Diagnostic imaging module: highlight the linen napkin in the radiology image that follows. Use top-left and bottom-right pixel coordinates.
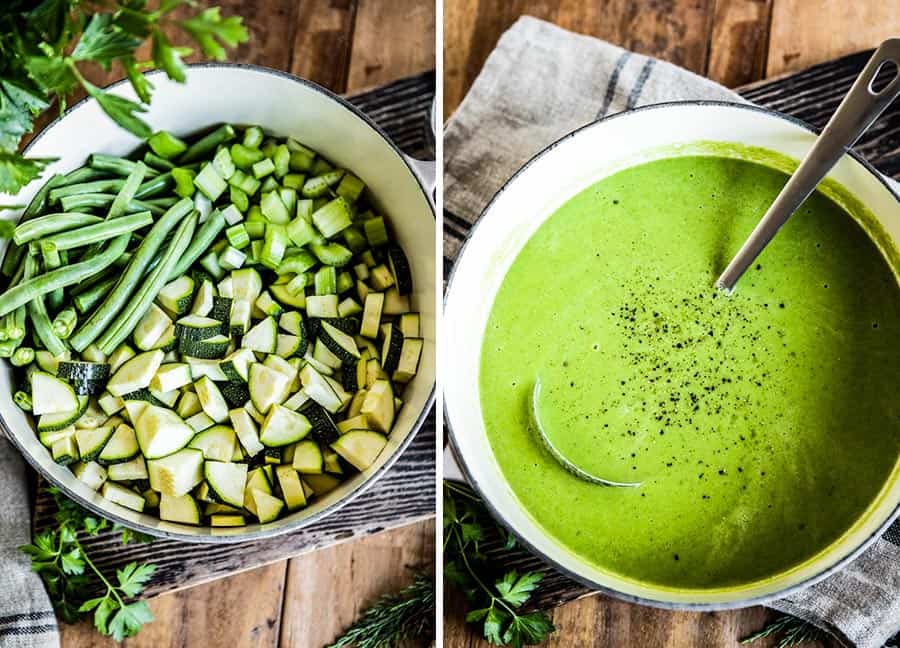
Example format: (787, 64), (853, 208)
(0, 436), (59, 648)
(444, 15), (900, 648)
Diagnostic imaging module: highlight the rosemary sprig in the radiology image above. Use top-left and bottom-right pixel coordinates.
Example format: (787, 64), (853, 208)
(328, 574), (435, 648)
(741, 615), (830, 648)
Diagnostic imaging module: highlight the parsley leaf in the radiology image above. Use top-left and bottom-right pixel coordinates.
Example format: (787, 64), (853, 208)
(116, 562), (156, 597)
(503, 613), (556, 647)
(109, 600), (154, 641)
(180, 7), (248, 61)
(72, 14), (142, 69)
(495, 571), (544, 608)
(151, 28), (186, 83)
(25, 55), (76, 97)
(0, 150), (54, 193)
(82, 79), (152, 138)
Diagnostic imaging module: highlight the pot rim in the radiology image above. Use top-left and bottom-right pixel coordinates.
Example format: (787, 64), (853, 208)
(444, 99), (900, 610)
(4, 62), (436, 544)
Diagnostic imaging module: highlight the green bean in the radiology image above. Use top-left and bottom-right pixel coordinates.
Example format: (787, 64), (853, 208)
(179, 124), (236, 164)
(69, 198), (193, 351)
(40, 242), (64, 311)
(64, 166), (110, 184)
(49, 179), (126, 203)
(88, 153), (159, 178)
(0, 341), (17, 357)
(13, 390), (32, 411)
(8, 307), (26, 341)
(98, 213), (197, 353)
(13, 213), (103, 245)
(11, 347), (34, 367)
(59, 193), (165, 215)
(28, 297), (67, 356)
(73, 275), (116, 313)
(1, 174), (66, 277)
(52, 308), (77, 339)
(36, 211), (152, 252)
(134, 172), (173, 199)
(144, 197), (178, 209)
(107, 162), (146, 220)
(144, 151), (176, 172)
(167, 208), (227, 279)
(0, 233), (129, 319)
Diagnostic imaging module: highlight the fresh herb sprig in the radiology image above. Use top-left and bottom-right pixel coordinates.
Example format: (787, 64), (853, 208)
(328, 574), (435, 648)
(0, 0), (249, 195)
(444, 480), (555, 647)
(743, 615), (900, 648)
(19, 487), (158, 640)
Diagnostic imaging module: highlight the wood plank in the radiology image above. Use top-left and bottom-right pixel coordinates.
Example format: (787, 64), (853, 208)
(289, 0), (358, 93)
(707, 0), (773, 88)
(279, 520), (435, 647)
(443, 0), (717, 119)
(766, 0), (900, 78)
(346, 0), (436, 93)
(59, 562), (287, 648)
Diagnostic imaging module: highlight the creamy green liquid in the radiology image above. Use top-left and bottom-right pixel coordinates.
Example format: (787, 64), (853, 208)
(480, 154), (900, 590)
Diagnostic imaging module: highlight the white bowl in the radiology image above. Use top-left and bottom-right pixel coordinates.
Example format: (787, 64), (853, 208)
(0, 64), (435, 542)
(444, 101), (900, 609)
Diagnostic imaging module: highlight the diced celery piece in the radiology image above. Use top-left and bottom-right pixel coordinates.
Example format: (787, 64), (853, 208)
(219, 246), (246, 271)
(286, 215), (318, 247)
(221, 204), (243, 225)
(277, 251), (317, 275)
(279, 187), (297, 216)
(194, 163), (227, 201)
(230, 185), (249, 211)
(261, 225), (289, 270)
(260, 191), (291, 224)
(296, 199), (313, 221)
(302, 170), (344, 198)
(172, 168), (196, 198)
(273, 144), (290, 178)
(312, 197), (352, 238)
(243, 126), (264, 148)
(231, 143), (265, 170)
(252, 158), (275, 179)
(315, 267), (337, 295)
(283, 173), (305, 190)
(212, 147), (236, 180)
(226, 224), (250, 249)
(336, 173), (365, 202)
(228, 169), (260, 196)
(149, 131), (187, 159)
(363, 216), (389, 247)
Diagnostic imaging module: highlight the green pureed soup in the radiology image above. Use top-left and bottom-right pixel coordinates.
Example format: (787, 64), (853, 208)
(479, 152), (900, 591)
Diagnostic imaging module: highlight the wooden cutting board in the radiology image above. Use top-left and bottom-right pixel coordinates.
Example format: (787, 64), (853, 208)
(443, 48), (900, 612)
(31, 70), (437, 600)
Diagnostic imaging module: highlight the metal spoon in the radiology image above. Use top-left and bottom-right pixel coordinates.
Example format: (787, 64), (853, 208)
(717, 39), (900, 292)
(531, 378), (641, 487)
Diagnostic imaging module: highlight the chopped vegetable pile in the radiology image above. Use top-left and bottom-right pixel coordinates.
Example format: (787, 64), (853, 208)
(2, 124), (424, 527)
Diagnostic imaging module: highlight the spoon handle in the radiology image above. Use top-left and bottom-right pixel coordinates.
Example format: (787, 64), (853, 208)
(717, 39), (900, 292)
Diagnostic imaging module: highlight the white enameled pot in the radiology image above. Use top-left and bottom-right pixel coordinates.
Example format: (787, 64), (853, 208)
(0, 64), (436, 542)
(444, 101), (900, 609)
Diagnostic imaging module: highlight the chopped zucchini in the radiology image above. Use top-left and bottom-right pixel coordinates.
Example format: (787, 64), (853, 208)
(259, 405), (312, 447)
(331, 430), (387, 471)
(102, 482), (145, 512)
(147, 448), (204, 496)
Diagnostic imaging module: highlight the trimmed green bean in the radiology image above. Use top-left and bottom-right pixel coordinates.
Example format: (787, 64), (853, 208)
(73, 275), (116, 313)
(8, 307), (26, 341)
(40, 242), (64, 311)
(13, 213), (103, 245)
(143, 151), (176, 171)
(0, 233), (129, 319)
(59, 193), (165, 215)
(179, 124), (236, 164)
(52, 308), (77, 339)
(69, 198), (193, 351)
(11, 347), (34, 367)
(134, 172), (173, 199)
(0, 341), (17, 357)
(1, 174), (66, 277)
(35, 211), (152, 252)
(108, 162), (146, 220)
(167, 208), (227, 279)
(64, 166), (110, 184)
(144, 197), (178, 208)
(13, 390), (32, 411)
(88, 153), (159, 178)
(28, 297), (67, 356)
(98, 213), (197, 353)
(49, 179), (125, 203)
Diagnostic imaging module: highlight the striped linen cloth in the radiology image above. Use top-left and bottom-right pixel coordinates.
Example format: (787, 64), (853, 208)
(0, 436), (58, 648)
(444, 15), (900, 648)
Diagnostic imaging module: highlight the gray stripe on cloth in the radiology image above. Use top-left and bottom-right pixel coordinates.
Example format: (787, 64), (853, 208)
(444, 15), (900, 648)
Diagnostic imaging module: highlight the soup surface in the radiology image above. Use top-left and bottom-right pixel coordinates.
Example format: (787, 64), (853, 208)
(480, 154), (900, 590)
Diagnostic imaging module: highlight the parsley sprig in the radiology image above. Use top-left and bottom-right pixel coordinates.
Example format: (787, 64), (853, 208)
(444, 481), (555, 647)
(19, 487), (158, 641)
(0, 0), (249, 194)
(328, 573), (435, 648)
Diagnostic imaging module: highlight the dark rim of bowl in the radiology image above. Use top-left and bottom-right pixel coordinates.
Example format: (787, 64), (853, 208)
(444, 99), (900, 611)
(4, 62), (436, 544)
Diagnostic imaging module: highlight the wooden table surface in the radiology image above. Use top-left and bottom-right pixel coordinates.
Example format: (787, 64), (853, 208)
(57, 1), (436, 647)
(442, 1), (900, 647)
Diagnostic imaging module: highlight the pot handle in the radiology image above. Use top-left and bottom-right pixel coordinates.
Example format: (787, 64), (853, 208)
(404, 155), (437, 203)
(443, 445), (467, 482)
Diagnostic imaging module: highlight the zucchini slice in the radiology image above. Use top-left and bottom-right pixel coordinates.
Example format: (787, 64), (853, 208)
(190, 279), (217, 316)
(134, 304), (173, 351)
(383, 286), (411, 316)
(195, 376), (230, 423)
(75, 425), (115, 462)
(181, 333), (230, 359)
(248, 363), (291, 414)
(319, 321), (360, 363)
(259, 405), (312, 447)
(174, 315), (223, 342)
(291, 439), (323, 474)
(102, 482), (145, 512)
(360, 292), (384, 339)
(399, 313), (420, 338)
(158, 275), (195, 317)
(176, 391), (202, 418)
(73, 461), (107, 491)
(147, 448), (204, 497)
(211, 514), (246, 527)
(151, 363), (192, 392)
(386, 245), (412, 295)
(275, 465), (307, 510)
(106, 350), (165, 397)
(188, 425), (237, 461)
(360, 379), (395, 434)
(393, 337), (424, 383)
(37, 395), (89, 432)
(31, 372), (79, 415)
(229, 299), (252, 336)
(331, 430), (387, 471)
(275, 334), (303, 358)
(241, 316), (277, 354)
(380, 324), (403, 374)
(186, 411), (215, 432)
(220, 348), (255, 382)
(306, 294), (339, 319)
(35, 350), (70, 374)
(159, 493), (201, 525)
(251, 488), (284, 523)
(304, 473), (342, 496)
(107, 345), (136, 373)
(52, 436), (79, 465)
(134, 404), (195, 459)
(98, 424), (140, 465)
(230, 407), (264, 457)
(204, 461), (248, 508)
(107, 455), (148, 481)
(298, 401), (341, 446)
(300, 364), (343, 413)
